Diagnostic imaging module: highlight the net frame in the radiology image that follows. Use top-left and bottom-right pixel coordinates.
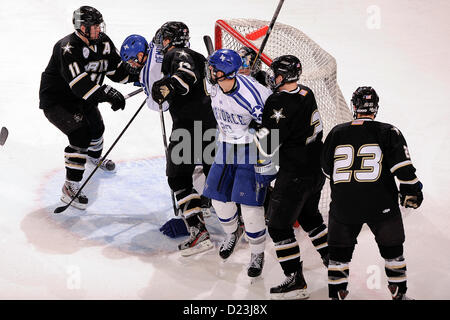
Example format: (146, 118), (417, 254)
(215, 18), (353, 217)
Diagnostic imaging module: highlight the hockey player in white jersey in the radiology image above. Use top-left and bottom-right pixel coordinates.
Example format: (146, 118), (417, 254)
(203, 49), (273, 279)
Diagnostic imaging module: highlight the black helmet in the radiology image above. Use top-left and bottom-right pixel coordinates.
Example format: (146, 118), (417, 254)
(351, 86), (380, 119)
(238, 46), (262, 73)
(266, 55), (302, 91)
(156, 21), (190, 53)
(72, 6), (105, 43)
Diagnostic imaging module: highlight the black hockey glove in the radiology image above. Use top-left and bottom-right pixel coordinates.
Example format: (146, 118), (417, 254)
(94, 85), (126, 111)
(399, 181), (423, 209)
(151, 77), (175, 104)
(159, 218), (189, 238)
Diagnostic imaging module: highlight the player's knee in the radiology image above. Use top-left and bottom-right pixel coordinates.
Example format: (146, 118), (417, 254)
(298, 210), (324, 233)
(68, 126), (91, 149)
(268, 226), (295, 243)
(378, 245), (403, 260)
(329, 246), (354, 262)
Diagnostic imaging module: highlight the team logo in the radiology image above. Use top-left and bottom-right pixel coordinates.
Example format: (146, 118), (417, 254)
(73, 113), (83, 123)
(83, 47), (90, 59)
(62, 42), (73, 55)
(270, 108), (286, 124)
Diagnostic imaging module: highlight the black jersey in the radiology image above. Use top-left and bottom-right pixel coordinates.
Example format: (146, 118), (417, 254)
(258, 85), (323, 177)
(321, 118), (419, 224)
(39, 32), (132, 109)
(161, 47), (216, 129)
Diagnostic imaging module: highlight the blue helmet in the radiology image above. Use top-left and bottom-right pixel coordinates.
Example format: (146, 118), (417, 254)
(120, 34), (149, 74)
(206, 49), (242, 84)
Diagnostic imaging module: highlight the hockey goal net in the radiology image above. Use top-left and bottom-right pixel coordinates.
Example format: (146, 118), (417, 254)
(215, 18), (352, 217)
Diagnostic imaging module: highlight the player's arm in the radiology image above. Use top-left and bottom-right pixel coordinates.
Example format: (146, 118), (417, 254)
(385, 126), (423, 208)
(59, 45), (125, 111)
(151, 50), (199, 103)
(320, 130), (334, 179)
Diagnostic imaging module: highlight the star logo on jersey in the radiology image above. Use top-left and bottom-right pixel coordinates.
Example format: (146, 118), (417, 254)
(62, 42), (73, 55)
(178, 50), (189, 59)
(270, 108), (286, 124)
(252, 105), (263, 120)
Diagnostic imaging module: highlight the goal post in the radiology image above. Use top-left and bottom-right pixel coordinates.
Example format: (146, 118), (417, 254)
(214, 18), (353, 217)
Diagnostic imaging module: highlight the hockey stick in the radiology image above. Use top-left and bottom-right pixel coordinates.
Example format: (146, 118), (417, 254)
(123, 87), (144, 100)
(54, 98), (147, 214)
(158, 102), (179, 216)
(250, 0), (285, 71)
(0, 127), (8, 146)
(203, 35), (214, 56)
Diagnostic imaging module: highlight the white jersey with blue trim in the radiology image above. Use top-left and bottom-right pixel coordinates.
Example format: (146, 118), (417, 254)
(210, 74), (272, 144)
(139, 41), (169, 112)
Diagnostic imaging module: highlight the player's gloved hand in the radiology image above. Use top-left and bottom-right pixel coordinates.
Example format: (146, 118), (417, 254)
(254, 159), (277, 190)
(159, 218), (189, 238)
(95, 85), (126, 111)
(152, 77), (175, 104)
(399, 181), (423, 209)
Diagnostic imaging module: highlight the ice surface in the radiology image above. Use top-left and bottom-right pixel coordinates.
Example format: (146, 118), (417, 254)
(0, 0), (449, 300)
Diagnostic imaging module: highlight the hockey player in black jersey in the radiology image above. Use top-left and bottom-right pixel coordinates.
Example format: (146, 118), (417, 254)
(39, 6), (137, 210)
(121, 22), (217, 256)
(253, 55), (329, 299)
(321, 86), (423, 300)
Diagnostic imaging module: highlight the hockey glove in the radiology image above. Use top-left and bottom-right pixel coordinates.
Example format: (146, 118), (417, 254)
(95, 85), (126, 111)
(151, 77), (175, 104)
(159, 218), (189, 238)
(255, 159), (277, 190)
(399, 181), (423, 209)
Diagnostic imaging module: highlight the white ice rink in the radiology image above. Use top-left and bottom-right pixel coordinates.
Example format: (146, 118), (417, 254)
(0, 0), (449, 300)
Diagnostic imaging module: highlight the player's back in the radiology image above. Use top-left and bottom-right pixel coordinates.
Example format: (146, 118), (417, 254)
(322, 119), (402, 224)
(161, 47), (215, 128)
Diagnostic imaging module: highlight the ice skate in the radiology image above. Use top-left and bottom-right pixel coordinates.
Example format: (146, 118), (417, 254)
(89, 157), (116, 172)
(388, 285), (414, 300)
(60, 180), (88, 210)
(248, 252), (264, 279)
(331, 290), (349, 300)
(270, 262), (309, 300)
(178, 222), (213, 257)
(219, 224), (244, 260)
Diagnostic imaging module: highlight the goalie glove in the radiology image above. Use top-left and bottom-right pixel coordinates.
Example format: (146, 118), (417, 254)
(159, 218), (189, 238)
(151, 77), (175, 104)
(399, 181), (423, 209)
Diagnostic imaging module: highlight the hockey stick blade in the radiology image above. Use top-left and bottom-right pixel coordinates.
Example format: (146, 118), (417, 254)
(54, 98), (147, 214)
(0, 127), (8, 146)
(203, 35), (214, 56)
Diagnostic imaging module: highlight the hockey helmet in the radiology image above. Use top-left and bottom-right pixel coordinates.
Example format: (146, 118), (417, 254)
(351, 86), (380, 119)
(206, 49), (242, 84)
(266, 55), (302, 91)
(72, 6), (105, 43)
(238, 46), (262, 73)
(120, 34), (149, 75)
(157, 21), (190, 53)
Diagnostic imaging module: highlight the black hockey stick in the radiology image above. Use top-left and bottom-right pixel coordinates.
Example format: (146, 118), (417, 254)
(158, 102), (179, 216)
(251, 0), (285, 71)
(0, 127), (8, 146)
(203, 35), (214, 56)
(54, 98), (147, 214)
(123, 87), (143, 100)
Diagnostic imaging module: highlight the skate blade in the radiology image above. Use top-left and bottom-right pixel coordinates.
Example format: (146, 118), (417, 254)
(60, 194), (87, 210)
(270, 289), (309, 300)
(180, 239), (214, 257)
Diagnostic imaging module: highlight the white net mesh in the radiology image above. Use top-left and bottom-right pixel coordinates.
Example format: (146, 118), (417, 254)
(215, 18), (353, 218)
